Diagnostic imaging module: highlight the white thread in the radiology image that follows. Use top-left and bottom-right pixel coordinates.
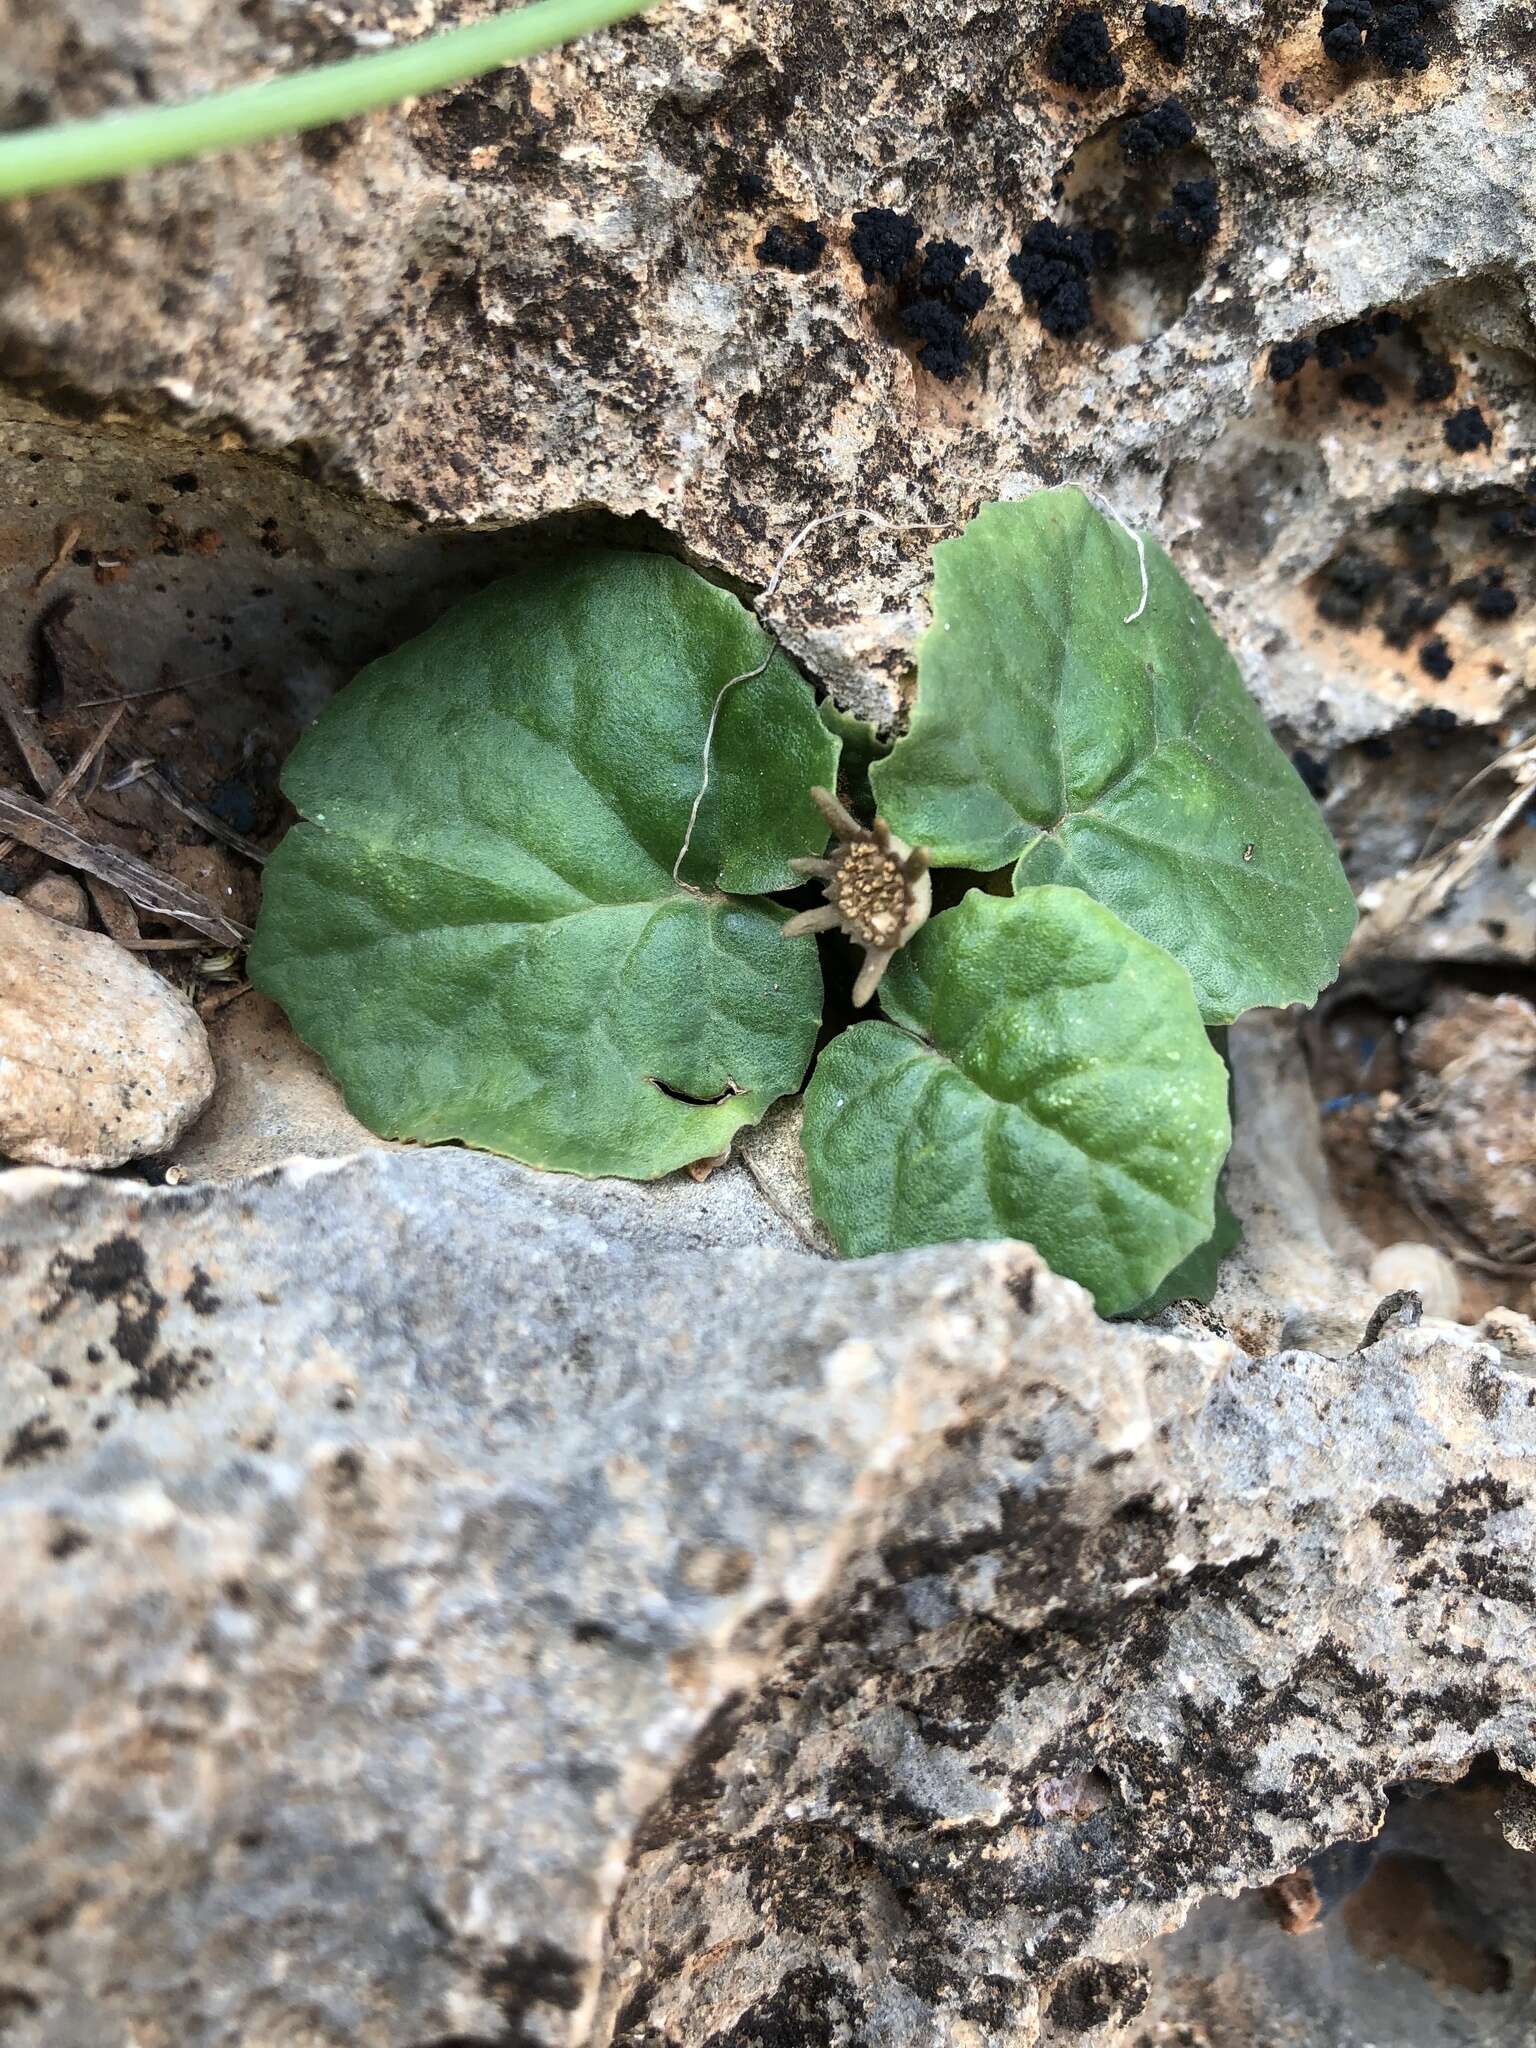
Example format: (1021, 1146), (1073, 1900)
(671, 506), (956, 888)
(671, 487), (1148, 887)
(1080, 486), (1150, 625)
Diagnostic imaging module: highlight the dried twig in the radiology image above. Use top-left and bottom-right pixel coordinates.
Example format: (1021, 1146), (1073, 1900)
(32, 521), (82, 595)
(52, 704), (124, 807)
(0, 704), (122, 861)
(130, 761), (269, 864)
(0, 675), (139, 942)
(0, 674), (62, 792)
(1347, 738), (1536, 966)
(72, 665), (244, 713)
(197, 979), (255, 1019)
(0, 785), (248, 944)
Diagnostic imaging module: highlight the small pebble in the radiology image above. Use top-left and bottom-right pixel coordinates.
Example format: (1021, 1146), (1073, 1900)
(1368, 1242), (1462, 1322)
(17, 872), (90, 928)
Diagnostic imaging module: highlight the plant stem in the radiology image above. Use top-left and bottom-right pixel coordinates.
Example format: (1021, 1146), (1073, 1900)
(0, 0), (659, 201)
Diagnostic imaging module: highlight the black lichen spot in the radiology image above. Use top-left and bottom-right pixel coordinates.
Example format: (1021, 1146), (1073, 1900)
(1293, 749), (1331, 798)
(1321, 0), (1374, 63)
(47, 1525), (90, 1560)
(1412, 704), (1459, 748)
(42, 1236), (164, 1373)
(898, 298), (974, 381)
(1416, 356), (1457, 402)
(1419, 635), (1454, 679)
(1322, 0), (1436, 72)
(703, 1962), (867, 2048)
(5, 1417), (68, 1467)
(735, 167), (768, 203)
(897, 238), (992, 380)
(1370, 0), (1435, 73)
(1269, 337), (1316, 382)
(915, 238), (968, 294)
(128, 1347), (209, 1407)
(1316, 318), (1377, 368)
(1008, 220), (1108, 337)
(1045, 9), (1125, 91)
(756, 221), (826, 274)
(184, 1267), (222, 1316)
(1119, 97), (1195, 162)
(850, 206), (920, 284)
(1047, 1959), (1149, 2033)
(1470, 568), (1517, 619)
(1342, 370), (1387, 406)
(1444, 405), (1492, 454)
(1315, 547), (1392, 627)
(1156, 176), (1220, 248)
(1489, 486), (1536, 542)
(1143, 2), (1188, 64)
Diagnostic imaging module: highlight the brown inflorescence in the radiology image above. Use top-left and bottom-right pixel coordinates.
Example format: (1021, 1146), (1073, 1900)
(781, 786), (932, 1006)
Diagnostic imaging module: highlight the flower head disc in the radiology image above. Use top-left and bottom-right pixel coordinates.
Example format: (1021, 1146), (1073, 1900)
(781, 786), (932, 1005)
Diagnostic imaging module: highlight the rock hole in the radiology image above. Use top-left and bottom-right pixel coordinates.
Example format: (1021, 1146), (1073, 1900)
(1056, 119), (1217, 341)
(1109, 1771), (1535, 2046)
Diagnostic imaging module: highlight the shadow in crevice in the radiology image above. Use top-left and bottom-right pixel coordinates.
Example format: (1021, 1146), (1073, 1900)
(1056, 118), (1217, 344)
(1098, 1768), (1536, 2048)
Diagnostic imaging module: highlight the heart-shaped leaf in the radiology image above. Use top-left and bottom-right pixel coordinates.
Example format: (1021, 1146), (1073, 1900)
(250, 550), (835, 1179)
(801, 888), (1230, 1313)
(871, 490), (1357, 1023)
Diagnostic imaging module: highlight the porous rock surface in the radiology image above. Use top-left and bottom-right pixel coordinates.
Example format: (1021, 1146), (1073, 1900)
(2, 1150), (1534, 2046)
(598, 1295), (1536, 2046)
(0, 894), (215, 1169)
(0, 1150), (1042, 2046)
(4, 1), (1536, 737)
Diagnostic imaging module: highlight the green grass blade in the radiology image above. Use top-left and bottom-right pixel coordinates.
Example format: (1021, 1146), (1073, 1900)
(0, 0), (659, 201)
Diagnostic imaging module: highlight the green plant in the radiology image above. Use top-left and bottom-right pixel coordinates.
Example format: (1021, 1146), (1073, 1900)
(250, 490), (1357, 1313)
(0, 0), (658, 202)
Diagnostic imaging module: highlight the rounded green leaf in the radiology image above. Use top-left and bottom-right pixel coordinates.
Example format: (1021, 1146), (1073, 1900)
(801, 888), (1231, 1313)
(250, 550), (835, 1178)
(870, 490), (1358, 1024)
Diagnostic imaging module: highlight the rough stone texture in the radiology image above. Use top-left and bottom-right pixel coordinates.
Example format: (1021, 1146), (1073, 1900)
(596, 1303), (1536, 2047)
(0, 1151), (1051, 2047)
(2, 1150), (1532, 2047)
(1377, 986), (1536, 1265)
(1134, 1772), (1536, 2044)
(4, 1), (1536, 740)
(0, 894), (215, 1168)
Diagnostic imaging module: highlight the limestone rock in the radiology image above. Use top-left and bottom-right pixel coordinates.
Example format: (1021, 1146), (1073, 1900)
(2, 1148), (1532, 2047)
(4, 1), (1535, 740)
(597, 1310), (1536, 2046)
(0, 1150), (1050, 2047)
(1377, 987), (1536, 1265)
(0, 896), (215, 1169)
